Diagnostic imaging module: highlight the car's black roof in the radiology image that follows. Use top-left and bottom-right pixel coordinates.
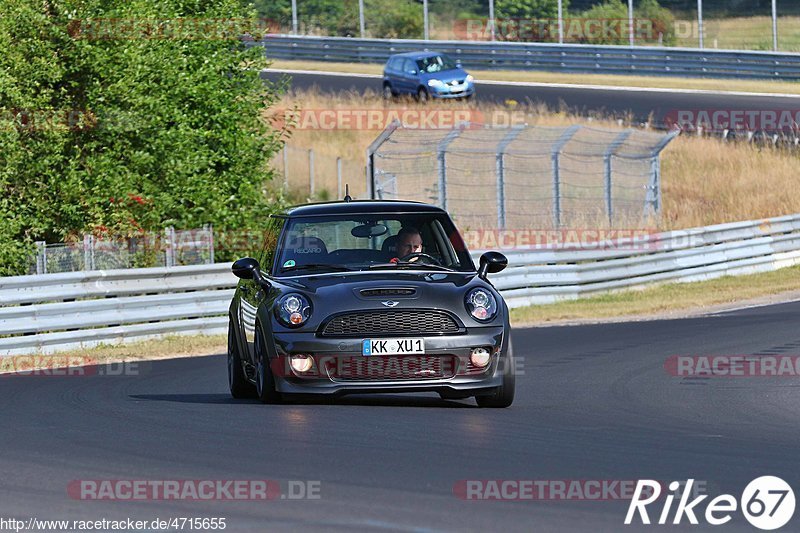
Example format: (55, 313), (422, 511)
(277, 200), (447, 218)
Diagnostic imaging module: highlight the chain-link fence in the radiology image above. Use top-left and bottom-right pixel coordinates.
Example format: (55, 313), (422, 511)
(271, 145), (366, 200)
(368, 122), (677, 230)
(30, 226), (214, 275)
(256, 1), (800, 52)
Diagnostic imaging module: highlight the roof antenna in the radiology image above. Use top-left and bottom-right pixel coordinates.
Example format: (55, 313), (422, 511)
(343, 184), (352, 202)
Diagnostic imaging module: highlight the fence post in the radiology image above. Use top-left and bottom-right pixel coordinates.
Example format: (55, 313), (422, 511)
(366, 120), (401, 199)
(206, 224), (215, 264)
(83, 234), (92, 271)
(495, 125), (525, 229)
(283, 145), (289, 190)
(697, 0), (704, 49)
(551, 125), (581, 228)
(437, 125), (465, 211)
(647, 129), (680, 218)
(308, 148), (314, 197)
(603, 130), (633, 225)
(165, 226), (175, 268)
(337, 157), (343, 199)
(35, 241), (46, 275)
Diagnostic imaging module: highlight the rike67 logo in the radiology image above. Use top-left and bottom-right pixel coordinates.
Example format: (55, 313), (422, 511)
(625, 477), (795, 530)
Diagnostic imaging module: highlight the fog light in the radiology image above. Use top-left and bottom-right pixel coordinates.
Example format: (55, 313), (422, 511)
(470, 347), (491, 368)
(290, 355), (313, 373)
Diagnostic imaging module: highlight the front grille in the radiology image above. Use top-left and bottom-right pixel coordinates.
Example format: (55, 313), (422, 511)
(324, 355), (458, 381)
(320, 310), (461, 337)
(359, 288), (416, 298)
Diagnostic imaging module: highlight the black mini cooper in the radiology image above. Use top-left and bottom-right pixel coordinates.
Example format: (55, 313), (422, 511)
(227, 200), (514, 407)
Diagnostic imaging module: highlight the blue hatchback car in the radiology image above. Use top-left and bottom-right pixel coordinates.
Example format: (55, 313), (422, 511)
(382, 52), (475, 102)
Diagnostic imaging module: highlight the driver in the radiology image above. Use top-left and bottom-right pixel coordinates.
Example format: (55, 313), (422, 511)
(391, 226), (423, 263)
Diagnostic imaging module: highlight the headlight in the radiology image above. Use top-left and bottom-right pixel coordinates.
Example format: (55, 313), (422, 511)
(275, 293), (312, 327)
(427, 79), (445, 88)
(466, 74), (474, 83)
(465, 288), (497, 322)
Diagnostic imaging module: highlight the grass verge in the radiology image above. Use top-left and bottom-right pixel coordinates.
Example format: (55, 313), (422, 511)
(268, 59), (800, 96)
(0, 334), (226, 374)
(510, 264), (800, 326)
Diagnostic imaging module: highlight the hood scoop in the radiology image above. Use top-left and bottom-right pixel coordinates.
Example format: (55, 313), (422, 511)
(359, 288), (417, 298)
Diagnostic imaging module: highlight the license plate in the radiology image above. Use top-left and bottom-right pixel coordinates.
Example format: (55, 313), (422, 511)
(362, 338), (425, 356)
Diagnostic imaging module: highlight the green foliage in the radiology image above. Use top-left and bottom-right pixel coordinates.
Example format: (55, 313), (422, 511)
(365, 0), (424, 39)
(243, 0), (422, 38)
(578, 0), (675, 46)
(496, 0), (567, 19)
(0, 0), (285, 275)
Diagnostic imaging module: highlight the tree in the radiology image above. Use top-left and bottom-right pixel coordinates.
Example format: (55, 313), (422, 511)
(0, 0), (284, 275)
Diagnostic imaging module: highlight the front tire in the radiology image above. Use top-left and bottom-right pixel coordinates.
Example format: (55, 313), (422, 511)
(416, 87), (429, 104)
(255, 329), (283, 404)
(228, 319), (256, 399)
(476, 339), (515, 408)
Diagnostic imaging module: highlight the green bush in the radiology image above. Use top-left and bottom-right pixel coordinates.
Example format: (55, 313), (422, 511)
(496, 0), (566, 20)
(578, 0), (676, 46)
(0, 0), (285, 275)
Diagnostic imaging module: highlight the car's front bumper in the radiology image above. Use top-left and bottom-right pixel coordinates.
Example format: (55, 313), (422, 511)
(269, 327), (506, 396)
(429, 84), (475, 99)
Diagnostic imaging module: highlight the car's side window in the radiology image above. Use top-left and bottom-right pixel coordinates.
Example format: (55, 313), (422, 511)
(259, 218), (285, 276)
(403, 59), (416, 75)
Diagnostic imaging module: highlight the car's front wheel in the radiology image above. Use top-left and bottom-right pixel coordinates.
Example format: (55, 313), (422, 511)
(416, 87), (429, 103)
(228, 318), (256, 399)
(255, 329), (283, 404)
(475, 339), (515, 408)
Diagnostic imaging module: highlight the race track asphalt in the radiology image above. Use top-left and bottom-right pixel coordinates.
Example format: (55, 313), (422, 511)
(261, 69), (800, 127)
(2, 299), (799, 532)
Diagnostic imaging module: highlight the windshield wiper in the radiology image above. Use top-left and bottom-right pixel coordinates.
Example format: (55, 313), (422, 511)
(280, 263), (352, 273)
(369, 262), (455, 272)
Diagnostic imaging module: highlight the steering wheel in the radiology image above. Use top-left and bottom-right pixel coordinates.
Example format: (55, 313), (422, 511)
(398, 252), (442, 266)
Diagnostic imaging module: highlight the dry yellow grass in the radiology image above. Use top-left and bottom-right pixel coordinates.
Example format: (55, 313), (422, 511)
(268, 89), (800, 231)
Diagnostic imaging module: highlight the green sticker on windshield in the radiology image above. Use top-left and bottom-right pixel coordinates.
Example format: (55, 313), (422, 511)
(283, 259), (295, 268)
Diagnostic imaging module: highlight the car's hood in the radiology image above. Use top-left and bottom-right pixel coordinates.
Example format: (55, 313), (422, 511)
(270, 270), (504, 331)
(420, 68), (469, 83)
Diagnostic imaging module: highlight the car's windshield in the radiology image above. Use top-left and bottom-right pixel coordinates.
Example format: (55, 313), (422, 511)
(415, 54), (457, 74)
(273, 213), (474, 276)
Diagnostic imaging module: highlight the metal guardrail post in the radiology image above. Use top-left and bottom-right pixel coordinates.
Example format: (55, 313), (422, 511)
(366, 120), (400, 199)
(437, 125), (465, 211)
(551, 125), (581, 228)
(205, 224), (214, 264)
(495, 125), (526, 229)
(603, 130), (633, 225)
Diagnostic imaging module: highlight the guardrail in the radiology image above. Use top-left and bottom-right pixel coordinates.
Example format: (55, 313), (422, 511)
(256, 35), (800, 80)
(2, 213), (799, 355)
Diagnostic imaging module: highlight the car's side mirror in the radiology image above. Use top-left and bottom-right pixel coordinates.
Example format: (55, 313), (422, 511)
(478, 251), (508, 280)
(232, 257), (271, 288)
(407, 69), (417, 75)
